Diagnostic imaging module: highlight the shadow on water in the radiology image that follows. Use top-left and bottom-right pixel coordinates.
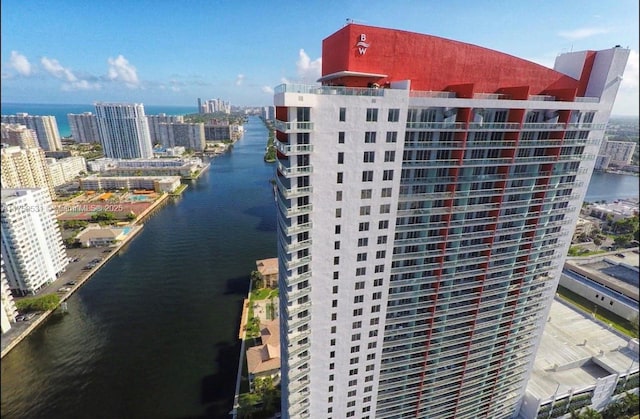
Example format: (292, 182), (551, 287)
(244, 204), (277, 233)
(193, 341), (241, 419)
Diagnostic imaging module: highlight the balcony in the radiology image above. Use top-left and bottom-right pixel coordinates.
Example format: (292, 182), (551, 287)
(285, 255), (311, 270)
(275, 176), (312, 199)
(284, 271), (312, 288)
(467, 122), (521, 130)
(274, 120), (314, 133)
(277, 162), (313, 177)
(275, 83), (385, 97)
(275, 140), (314, 155)
(406, 122), (467, 131)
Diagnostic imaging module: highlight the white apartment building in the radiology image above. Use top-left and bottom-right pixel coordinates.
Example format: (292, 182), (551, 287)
(1, 256), (18, 333)
(146, 113), (185, 145)
(79, 175), (181, 193)
(95, 103), (154, 159)
(598, 139), (637, 169)
(0, 188), (68, 296)
(1, 145), (56, 199)
(1, 113), (62, 151)
(46, 156), (87, 186)
(68, 112), (100, 143)
(274, 24), (628, 419)
(1, 123), (39, 148)
(157, 122), (206, 151)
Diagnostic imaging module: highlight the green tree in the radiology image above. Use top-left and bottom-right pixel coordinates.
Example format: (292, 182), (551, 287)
(15, 294), (61, 312)
(237, 392), (261, 418)
(614, 234), (633, 248)
(250, 270), (264, 290)
(579, 407), (602, 419)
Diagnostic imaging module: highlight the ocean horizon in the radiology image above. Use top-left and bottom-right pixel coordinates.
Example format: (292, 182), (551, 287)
(1, 102), (198, 137)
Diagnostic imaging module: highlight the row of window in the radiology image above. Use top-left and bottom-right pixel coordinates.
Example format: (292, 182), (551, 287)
(338, 107), (401, 123)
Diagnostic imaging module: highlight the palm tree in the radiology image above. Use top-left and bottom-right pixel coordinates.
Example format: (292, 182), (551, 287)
(621, 391), (639, 415)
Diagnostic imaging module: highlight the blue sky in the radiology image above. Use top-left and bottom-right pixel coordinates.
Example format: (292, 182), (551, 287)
(1, 0), (638, 115)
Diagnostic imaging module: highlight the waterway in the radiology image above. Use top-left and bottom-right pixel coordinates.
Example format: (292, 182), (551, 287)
(0, 116), (277, 418)
(585, 171), (639, 202)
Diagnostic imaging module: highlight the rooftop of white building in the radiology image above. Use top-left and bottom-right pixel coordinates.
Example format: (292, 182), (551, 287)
(588, 198), (639, 217)
(527, 298), (639, 402)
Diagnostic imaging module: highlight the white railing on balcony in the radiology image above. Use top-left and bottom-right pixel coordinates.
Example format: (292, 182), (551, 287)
(406, 121), (467, 130)
(277, 162), (313, 176)
(274, 120), (314, 132)
(275, 140), (314, 154)
(274, 83), (385, 97)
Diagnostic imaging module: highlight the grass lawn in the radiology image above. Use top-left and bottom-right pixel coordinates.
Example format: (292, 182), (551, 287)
(556, 286), (639, 338)
(250, 288), (278, 301)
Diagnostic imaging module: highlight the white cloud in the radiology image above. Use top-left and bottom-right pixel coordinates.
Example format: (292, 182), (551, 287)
(61, 80), (101, 91)
(41, 57), (77, 82)
(236, 74), (245, 86)
(612, 49), (639, 116)
(620, 50), (639, 89)
(262, 86), (274, 94)
(107, 55), (139, 87)
(296, 49), (322, 82)
(9, 51), (32, 76)
(558, 27), (609, 41)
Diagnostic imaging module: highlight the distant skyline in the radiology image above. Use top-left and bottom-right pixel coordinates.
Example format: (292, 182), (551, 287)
(1, 0), (638, 115)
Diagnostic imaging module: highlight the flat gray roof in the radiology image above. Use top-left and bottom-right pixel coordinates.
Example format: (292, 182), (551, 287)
(527, 298), (638, 401)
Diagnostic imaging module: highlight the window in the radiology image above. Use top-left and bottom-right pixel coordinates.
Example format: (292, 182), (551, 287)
(350, 345), (360, 353)
(338, 131), (345, 143)
(329, 363), (334, 370)
(376, 250), (386, 259)
(384, 132), (399, 148)
(362, 171), (374, 182)
(374, 265), (384, 273)
(365, 132), (376, 143)
(333, 272), (339, 279)
(334, 241), (340, 250)
(370, 317), (379, 325)
(372, 292), (382, 300)
(355, 281), (365, 290)
(339, 108), (346, 121)
(366, 354), (375, 361)
(332, 300), (338, 307)
(335, 208), (342, 218)
(388, 108), (400, 122)
(377, 235), (387, 244)
(331, 312), (337, 320)
(352, 321), (362, 329)
(330, 351), (335, 358)
(361, 189), (372, 199)
(335, 225), (341, 234)
(383, 170), (394, 181)
(351, 333), (361, 341)
(358, 238), (369, 247)
(336, 191), (343, 201)
(337, 172), (343, 184)
(354, 295), (364, 304)
(348, 389), (357, 396)
(380, 204), (390, 214)
(359, 222), (370, 231)
(364, 151), (375, 163)
(374, 278), (383, 286)
(353, 308), (363, 316)
(366, 108), (378, 122)
(331, 326), (336, 333)
(384, 151), (395, 162)
(364, 386), (373, 392)
(330, 339), (336, 346)
(356, 267), (366, 276)
(357, 252), (367, 261)
(366, 364), (375, 372)
(378, 220), (389, 229)
(329, 374), (335, 381)
(381, 187), (392, 197)
(371, 305), (381, 313)
(360, 206), (371, 216)
(338, 152), (344, 164)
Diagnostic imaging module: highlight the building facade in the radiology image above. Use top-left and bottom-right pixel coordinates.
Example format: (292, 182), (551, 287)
(94, 103), (154, 159)
(0, 188), (68, 295)
(598, 139), (637, 169)
(274, 24), (628, 419)
(1, 123), (39, 148)
(1, 145), (56, 199)
(157, 122), (206, 151)
(46, 156), (87, 186)
(0, 113), (62, 151)
(146, 113), (184, 145)
(68, 112), (101, 143)
(1, 256), (18, 333)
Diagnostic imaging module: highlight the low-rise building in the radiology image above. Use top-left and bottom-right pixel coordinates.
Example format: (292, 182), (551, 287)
(588, 199), (639, 222)
(255, 258), (278, 288)
(75, 224), (128, 247)
(87, 157), (203, 178)
(246, 319), (281, 384)
(79, 175), (181, 193)
(46, 156), (87, 186)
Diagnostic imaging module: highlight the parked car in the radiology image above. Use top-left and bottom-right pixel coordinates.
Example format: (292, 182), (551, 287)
(58, 287), (71, 293)
(15, 314), (25, 322)
(65, 281), (77, 286)
(23, 312), (37, 321)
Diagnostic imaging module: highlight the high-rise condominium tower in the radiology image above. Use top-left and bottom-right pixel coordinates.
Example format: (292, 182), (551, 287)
(1, 188), (68, 296)
(94, 103), (154, 159)
(274, 24), (628, 419)
(0, 113), (62, 151)
(68, 112), (100, 143)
